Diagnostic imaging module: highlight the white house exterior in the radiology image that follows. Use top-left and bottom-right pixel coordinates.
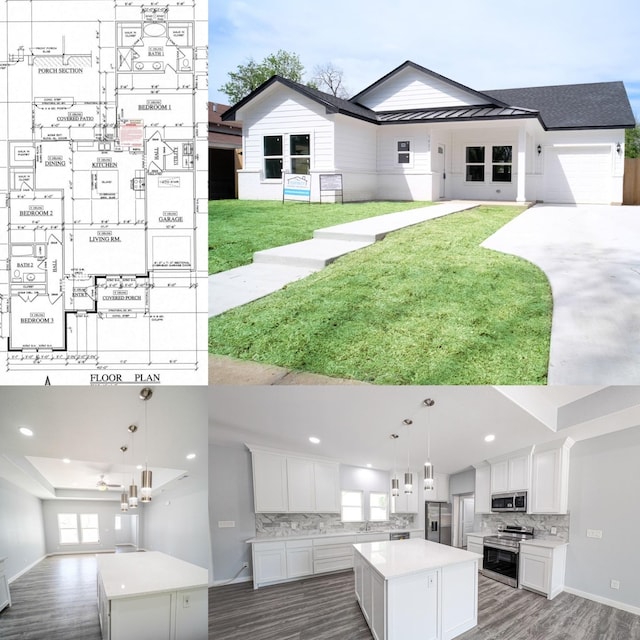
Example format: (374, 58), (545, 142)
(223, 61), (635, 204)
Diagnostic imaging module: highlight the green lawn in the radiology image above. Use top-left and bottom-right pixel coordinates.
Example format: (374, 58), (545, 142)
(209, 205), (552, 385)
(209, 199), (431, 273)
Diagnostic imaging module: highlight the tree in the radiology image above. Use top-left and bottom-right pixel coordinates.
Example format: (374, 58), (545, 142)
(625, 122), (640, 158)
(312, 62), (349, 99)
(220, 50), (309, 104)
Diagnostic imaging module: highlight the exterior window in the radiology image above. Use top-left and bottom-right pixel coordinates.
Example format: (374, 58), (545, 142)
(466, 146), (485, 181)
(369, 492), (389, 521)
(290, 134), (310, 174)
(57, 513), (100, 544)
(341, 490), (363, 522)
(398, 140), (411, 164)
(492, 146), (512, 182)
(263, 135), (283, 179)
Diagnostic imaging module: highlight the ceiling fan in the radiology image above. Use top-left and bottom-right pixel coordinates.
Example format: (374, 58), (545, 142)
(96, 475), (121, 491)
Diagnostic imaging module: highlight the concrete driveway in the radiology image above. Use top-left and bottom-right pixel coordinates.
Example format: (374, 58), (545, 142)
(482, 204), (640, 384)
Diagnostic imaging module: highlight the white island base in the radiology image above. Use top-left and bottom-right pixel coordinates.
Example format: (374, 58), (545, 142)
(353, 539), (481, 640)
(96, 551), (208, 640)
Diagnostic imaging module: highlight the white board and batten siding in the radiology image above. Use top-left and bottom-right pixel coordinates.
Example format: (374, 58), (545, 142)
(358, 66), (489, 112)
(236, 86), (335, 200)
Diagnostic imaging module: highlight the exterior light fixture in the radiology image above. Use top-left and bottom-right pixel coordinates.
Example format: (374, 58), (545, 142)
(423, 399), (435, 491)
(616, 142), (622, 155)
(403, 419), (413, 494)
(139, 388), (153, 503)
(537, 144), (542, 155)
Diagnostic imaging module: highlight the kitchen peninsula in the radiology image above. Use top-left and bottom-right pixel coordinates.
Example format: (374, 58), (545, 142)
(353, 539), (481, 640)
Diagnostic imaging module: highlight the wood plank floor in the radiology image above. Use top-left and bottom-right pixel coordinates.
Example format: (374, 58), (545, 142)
(0, 555), (102, 640)
(210, 571), (640, 640)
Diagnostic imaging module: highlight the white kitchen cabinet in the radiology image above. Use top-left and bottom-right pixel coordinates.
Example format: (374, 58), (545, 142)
(519, 542), (567, 600)
(473, 464), (491, 514)
(387, 570), (438, 640)
(358, 552), (386, 640)
(530, 439), (574, 514)
(96, 552), (207, 640)
(390, 472), (419, 514)
(0, 557), (11, 612)
(252, 450), (288, 512)
(424, 472), (450, 503)
(466, 535), (484, 558)
(313, 535), (356, 574)
(253, 542), (287, 588)
(409, 530), (425, 539)
(249, 446), (340, 514)
(490, 451), (531, 493)
(285, 540), (313, 578)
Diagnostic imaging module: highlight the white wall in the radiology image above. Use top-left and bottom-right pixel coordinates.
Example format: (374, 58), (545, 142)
(142, 474), (209, 570)
(449, 468), (475, 497)
(41, 499), (121, 555)
(0, 478), (46, 581)
(209, 444), (255, 585)
(565, 425), (640, 612)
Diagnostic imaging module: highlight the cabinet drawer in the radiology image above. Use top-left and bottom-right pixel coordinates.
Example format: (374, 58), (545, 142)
(314, 556), (354, 573)
(314, 544), (354, 560)
(313, 535), (356, 546)
(286, 539), (312, 549)
(253, 541), (286, 553)
(356, 533), (389, 543)
(520, 544), (552, 559)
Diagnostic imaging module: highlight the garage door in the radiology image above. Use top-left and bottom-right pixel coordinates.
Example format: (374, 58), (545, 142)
(543, 147), (611, 204)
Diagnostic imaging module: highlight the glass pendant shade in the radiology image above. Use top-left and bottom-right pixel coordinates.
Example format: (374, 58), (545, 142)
(391, 477), (400, 497)
(140, 469), (152, 502)
(424, 462), (434, 490)
(128, 483), (138, 508)
(120, 491), (129, 512)
(404, 472), (413, 494)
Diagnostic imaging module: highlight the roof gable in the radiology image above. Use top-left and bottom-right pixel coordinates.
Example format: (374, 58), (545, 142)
(350, 61), (509, 111)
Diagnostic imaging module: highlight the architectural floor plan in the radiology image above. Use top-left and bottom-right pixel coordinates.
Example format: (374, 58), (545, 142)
(0, 0), (208, 384)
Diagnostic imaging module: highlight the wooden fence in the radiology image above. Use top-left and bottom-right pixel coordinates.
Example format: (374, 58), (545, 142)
(623, 158), (640, 205)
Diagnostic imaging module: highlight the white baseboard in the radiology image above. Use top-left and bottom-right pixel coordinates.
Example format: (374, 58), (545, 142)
(211, 575), (253, 587)
(9, 555), (46, 584)
(563, 586), (640, 616)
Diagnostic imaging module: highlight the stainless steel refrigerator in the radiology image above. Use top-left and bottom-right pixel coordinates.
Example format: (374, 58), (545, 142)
(425, 501), (452, 545)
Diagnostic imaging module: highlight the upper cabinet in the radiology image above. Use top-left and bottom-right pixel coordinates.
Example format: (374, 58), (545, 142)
(249, 446), (340, 514)
(490, 450), (531, 493)
(424, 472), (450, 503)
(530, 438), (574, 514)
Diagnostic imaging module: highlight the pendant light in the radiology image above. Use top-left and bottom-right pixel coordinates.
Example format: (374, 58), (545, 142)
(423, 398), (435, 490)
(139, 387), (153, 503)
(120, 446), (129, 512)
(128, 424), (139, 508)
(403, 418), (413, 494)
(390, 433), (400, 497)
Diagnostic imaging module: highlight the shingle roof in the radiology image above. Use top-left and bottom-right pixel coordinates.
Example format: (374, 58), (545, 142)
(484, 82), (635, 130)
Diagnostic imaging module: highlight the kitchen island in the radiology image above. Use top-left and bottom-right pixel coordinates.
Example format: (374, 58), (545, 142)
(353, 539), (481, 640)
(96, 551), (208, 640)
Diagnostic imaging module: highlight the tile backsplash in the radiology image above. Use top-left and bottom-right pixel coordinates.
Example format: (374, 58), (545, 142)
(476, 513), (570, 541)
(256, 512), (416, 538)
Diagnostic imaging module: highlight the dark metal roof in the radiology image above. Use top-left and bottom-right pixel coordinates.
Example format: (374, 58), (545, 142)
(377, 105), (539, 124)
(484, 82), (635, 130)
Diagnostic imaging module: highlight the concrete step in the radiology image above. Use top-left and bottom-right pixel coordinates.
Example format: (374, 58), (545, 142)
(253, 238), (373, 269)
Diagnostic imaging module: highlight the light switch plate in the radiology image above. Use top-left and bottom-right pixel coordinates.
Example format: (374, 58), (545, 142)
(586, 529), (602, 539)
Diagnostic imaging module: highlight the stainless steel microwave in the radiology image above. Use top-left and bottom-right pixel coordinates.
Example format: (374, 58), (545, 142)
(491, 491), (527, 513)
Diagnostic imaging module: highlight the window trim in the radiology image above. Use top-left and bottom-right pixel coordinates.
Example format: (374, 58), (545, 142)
(289, 133), (311, 175)
(369, 491), (389, 522)
(465, 145), (485, 182)
(341, 490), (364, 522)
(491, 145), (513, 183)
(397, 140), (413, 167)
(57, 513), (100, 545)
(263, 135), (283, 180)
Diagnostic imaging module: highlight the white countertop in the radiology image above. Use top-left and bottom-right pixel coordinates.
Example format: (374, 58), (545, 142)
(247, 528), (424, 543)
(466, 531), (495, 538)
(353, 539), (482, 580)
(520, 539), (568, 549)
(96, 551), (208, 599)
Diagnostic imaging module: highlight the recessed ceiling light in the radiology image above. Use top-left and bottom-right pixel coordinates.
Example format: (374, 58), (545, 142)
(309, 437), (320, 444)
(186, 453), (196, 460)
(366, 464), (372, 468)
(484, 434), (496, 443)
(136, 464), (143, 470)
(62, 458), (71, 464)
(19, 427), (34, 437)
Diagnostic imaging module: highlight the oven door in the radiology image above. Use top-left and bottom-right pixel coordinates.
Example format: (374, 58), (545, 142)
(482, 544), (519, 588)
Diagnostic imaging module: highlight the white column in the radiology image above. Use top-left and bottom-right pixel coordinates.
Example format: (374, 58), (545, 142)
(516, 126), (527, 202)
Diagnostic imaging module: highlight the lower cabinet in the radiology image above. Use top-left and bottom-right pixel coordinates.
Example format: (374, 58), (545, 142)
(519, 543), (567, 600)
(253, 542), (287, 588)
(355, 553), (386, 640)
(285, 540), (313, 579)
(466, 535), (484, 559)
(0, 557), (11, 612)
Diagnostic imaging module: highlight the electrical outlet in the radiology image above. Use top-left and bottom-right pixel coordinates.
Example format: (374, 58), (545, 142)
(586, 529), (603, 539)
(291, 522), (298, 529)
(610, 580), (620, 590)
(242, 562), (249, 569)
(550, 527), (557, 536)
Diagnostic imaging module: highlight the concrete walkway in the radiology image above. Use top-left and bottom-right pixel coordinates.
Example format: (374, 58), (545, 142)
(482, 204), (640, 384)
(210, 200), (479, 316)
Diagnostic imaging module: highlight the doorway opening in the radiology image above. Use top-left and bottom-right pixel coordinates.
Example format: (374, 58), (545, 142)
(114, 513), (139, 552)
(452, 492), (475, 548)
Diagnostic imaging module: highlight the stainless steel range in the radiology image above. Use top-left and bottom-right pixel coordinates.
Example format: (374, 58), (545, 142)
(481, 525), (534, 588)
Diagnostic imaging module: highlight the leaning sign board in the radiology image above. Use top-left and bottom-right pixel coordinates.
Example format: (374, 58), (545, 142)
(283, 173), (311, 203)
(319, 173), (343, 203)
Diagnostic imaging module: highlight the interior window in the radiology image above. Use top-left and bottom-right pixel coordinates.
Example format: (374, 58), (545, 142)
(369, 492), (389, 521)
(341, 490), (363, 522)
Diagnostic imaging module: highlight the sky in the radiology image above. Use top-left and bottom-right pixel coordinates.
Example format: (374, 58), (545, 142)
(209, 0), (640, 118)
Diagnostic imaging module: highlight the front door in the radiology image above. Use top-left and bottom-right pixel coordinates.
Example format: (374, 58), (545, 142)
(435, 144), (446, 198)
